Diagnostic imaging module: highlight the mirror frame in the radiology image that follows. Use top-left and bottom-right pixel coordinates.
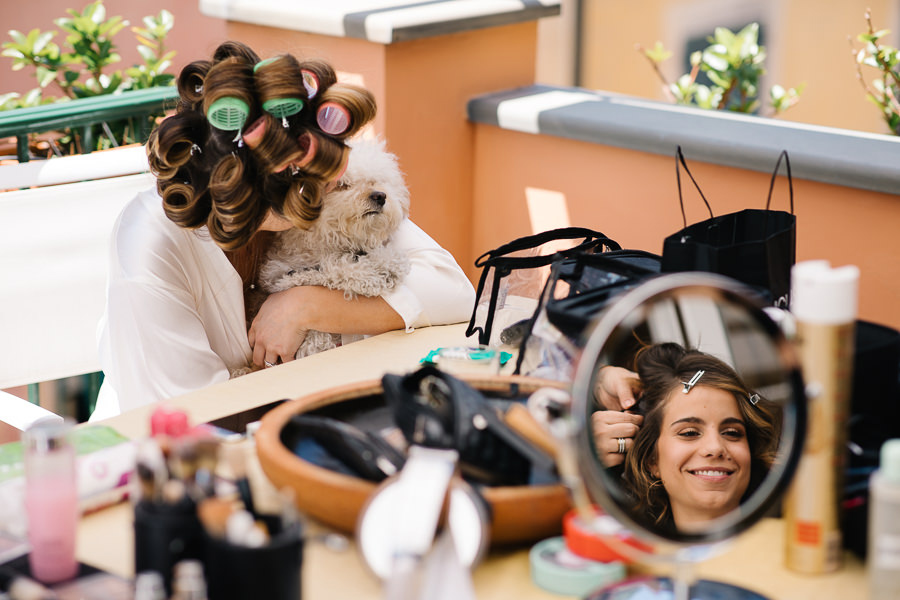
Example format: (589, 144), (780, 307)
(569, 272), (807, 547)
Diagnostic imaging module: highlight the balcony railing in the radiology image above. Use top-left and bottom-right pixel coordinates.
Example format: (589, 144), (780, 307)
(0, 86), (178, 162)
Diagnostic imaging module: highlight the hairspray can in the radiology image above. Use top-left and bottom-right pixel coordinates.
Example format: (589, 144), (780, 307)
(784, 260), (859, 573)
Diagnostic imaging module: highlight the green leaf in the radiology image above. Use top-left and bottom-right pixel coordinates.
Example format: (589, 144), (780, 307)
(137, 44), (155, 62)
(8, 29), (29, 46)
(701, 48), (729, 72)
(644, 41), (671, 63)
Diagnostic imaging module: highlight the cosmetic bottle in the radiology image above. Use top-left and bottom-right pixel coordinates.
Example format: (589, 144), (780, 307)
(22, 420), (79, 584)
(783, 260), (859, 574)
(868, 439), (900, 600)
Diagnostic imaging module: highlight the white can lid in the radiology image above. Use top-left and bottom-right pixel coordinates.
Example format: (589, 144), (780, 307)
(790, 260), (859, 324)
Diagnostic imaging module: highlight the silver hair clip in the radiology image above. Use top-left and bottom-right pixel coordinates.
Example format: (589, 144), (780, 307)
(195, 84), (203, 94)
(233, 130), (244, 146)
(290, 165), (300, 176)
(190, 143), (202, 156)
(681, 370), (705, 393)
(282, 116), (289, 129)
(749, 393), (760, 405)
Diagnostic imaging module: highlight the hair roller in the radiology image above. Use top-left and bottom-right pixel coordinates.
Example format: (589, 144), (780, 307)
(254, 55), (306, 121)
(298, 132), (348, 181)
(314, 84), (376, 139)
(203, 58), (256, 132)
(297, 59), (338, 99)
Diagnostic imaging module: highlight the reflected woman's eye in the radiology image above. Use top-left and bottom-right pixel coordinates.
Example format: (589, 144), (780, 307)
(721, 428), (745, 440)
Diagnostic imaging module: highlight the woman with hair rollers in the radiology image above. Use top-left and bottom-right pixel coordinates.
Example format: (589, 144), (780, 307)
(91, 41), (475, 419)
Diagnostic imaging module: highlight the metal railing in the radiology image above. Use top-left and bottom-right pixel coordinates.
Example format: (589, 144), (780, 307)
(0, 86), (178, 162)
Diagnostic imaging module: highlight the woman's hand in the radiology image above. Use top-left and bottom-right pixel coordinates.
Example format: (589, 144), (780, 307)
(248, 285), (405, 369)
(591, 366), (644, 467)
(593, 365), (642, 411)
(592, 410), (644, 467)
(248, 286), (311, 368)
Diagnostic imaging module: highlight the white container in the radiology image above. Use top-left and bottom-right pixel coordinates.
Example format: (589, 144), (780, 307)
(868, 439), (900, 600)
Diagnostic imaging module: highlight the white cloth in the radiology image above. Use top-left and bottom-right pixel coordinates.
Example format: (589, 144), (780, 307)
(91, 188), (475, 420)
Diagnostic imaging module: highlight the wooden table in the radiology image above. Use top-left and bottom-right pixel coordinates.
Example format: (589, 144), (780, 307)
(75, 323), (868, 599)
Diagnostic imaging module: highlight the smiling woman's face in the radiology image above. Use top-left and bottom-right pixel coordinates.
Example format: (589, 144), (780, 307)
(651, 385), (751, 530)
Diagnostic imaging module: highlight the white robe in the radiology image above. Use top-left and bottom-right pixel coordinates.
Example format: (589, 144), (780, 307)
(91, 188), (475, 420)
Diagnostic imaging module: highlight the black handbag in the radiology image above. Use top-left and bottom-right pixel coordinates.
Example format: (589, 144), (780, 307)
(466, 227), (621, 347)
(660, 147), (796, 307)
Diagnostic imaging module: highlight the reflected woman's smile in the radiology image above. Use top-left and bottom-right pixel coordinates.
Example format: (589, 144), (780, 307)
(653, 386), (751, 530)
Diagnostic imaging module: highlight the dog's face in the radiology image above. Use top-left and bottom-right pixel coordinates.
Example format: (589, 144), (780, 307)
(312, 137), (410, 252)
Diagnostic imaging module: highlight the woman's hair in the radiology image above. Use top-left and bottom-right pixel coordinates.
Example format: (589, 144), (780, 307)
(147, 41), (377, 251)
(621, 342), (779, 530)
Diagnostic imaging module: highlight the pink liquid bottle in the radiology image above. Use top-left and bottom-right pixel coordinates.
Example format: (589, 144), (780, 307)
(23, 419), (79, 584)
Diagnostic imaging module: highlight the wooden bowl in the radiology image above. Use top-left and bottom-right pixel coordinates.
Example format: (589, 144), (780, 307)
(255, 374), (572, 546)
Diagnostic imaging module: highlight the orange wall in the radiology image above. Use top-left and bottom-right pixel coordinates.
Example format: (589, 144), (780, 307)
(578, 0), (895, 134)
(470, 126), (900, 331)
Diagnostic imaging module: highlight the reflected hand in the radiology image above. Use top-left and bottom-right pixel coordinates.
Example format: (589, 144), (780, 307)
(593, 366), (642, 411)
(248, 287), (311, 368)
(591, 410), (644, 468)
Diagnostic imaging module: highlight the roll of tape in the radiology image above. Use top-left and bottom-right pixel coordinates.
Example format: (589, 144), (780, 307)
(563, 509), (652, 564)
(529, 537), (626, 597)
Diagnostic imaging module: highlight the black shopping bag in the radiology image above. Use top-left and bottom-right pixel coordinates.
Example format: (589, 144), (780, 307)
(661, 147), (796, 307)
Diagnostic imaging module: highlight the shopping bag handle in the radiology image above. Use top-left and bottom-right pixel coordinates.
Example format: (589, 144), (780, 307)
(675, 146), (714, 230)
(765, 150), (794, 214)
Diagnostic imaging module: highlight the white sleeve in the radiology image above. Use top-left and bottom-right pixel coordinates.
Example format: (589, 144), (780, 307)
(381, 220), (475, 331)
(99, 276), (231, 415)
(94, 193), (233, 417)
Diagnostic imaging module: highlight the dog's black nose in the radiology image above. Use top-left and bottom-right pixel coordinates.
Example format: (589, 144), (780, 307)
(369, 191), (386, 206)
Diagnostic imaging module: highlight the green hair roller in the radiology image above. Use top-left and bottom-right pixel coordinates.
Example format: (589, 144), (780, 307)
(262, 97), (305, 119)
(207, 97), (249, 131)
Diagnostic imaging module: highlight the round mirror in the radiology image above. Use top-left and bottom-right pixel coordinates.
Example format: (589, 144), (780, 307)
(569, 272), (806, 549)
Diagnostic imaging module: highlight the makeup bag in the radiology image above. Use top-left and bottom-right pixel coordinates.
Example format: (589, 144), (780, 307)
(513, 248), (662, 379)
(466, 227), (621, 348)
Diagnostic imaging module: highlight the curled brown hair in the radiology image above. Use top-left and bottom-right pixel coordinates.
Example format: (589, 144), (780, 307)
(147, 41), (377, 251)
(621, 342), (779, 531)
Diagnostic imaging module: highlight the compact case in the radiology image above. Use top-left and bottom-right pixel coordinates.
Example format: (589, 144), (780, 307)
(254, 375), (572, 545)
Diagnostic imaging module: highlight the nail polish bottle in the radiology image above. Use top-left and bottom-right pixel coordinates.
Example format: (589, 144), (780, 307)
(23, 420), (79, 584)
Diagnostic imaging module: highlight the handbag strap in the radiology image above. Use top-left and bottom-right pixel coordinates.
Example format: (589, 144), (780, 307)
(473, 227), (617, 268)
(675, 146), (714, 230)
(765, 150), (794, 213)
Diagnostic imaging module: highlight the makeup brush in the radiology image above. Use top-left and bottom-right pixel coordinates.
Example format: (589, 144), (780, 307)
(220, 442), (256, 517)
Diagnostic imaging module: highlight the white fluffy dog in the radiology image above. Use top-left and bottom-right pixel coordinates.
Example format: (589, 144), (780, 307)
(257, 137), (411, 358)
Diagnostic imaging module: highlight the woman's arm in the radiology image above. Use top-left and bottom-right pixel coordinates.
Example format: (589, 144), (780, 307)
(248, 286), (403, 367)
(248, 219), (475, 367)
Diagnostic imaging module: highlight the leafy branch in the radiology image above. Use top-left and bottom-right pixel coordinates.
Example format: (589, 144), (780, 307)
(850, 9), (900, 134)
(638, 23), (803, 116)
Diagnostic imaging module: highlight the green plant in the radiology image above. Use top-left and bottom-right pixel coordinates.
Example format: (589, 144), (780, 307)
(1, 0), (175, 153)
(851, 10), (900, 134)
(638, 23), (803, 116)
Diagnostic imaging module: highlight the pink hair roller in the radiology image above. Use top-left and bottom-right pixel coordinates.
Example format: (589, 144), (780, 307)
(317, 102), (351, 135)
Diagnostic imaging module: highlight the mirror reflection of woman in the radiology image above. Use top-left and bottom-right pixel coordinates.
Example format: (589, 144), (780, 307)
(615, 343), (778, 532)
